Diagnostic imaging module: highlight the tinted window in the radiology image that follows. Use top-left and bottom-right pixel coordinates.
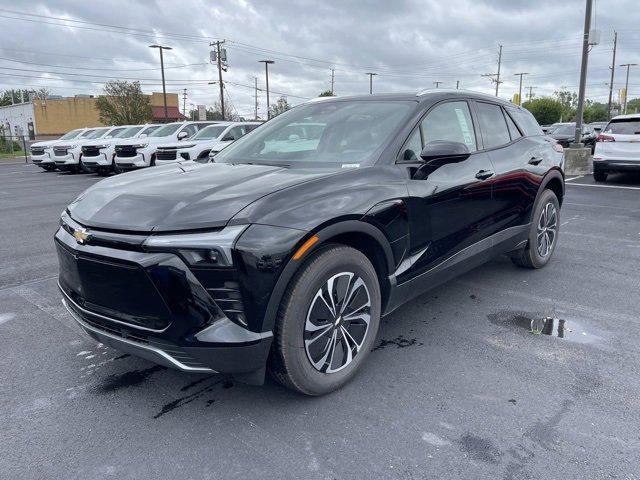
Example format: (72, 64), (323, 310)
(509, 107), (544, 136)
(504, 110), (522, 140)
(605, 119), (640, 135)
(401, 129), (423, 161)
(225, 126), (245, 140)
(181, 124), (197, 137)
(421, 101), (477, 151)
(58, 129), (83, 140)
(150, 124), (181, 137)
(476, 102), (510, 148)
(192, 125), (227, 140)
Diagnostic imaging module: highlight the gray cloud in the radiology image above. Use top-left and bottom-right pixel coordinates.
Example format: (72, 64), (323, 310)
(0, 0), (638, 117)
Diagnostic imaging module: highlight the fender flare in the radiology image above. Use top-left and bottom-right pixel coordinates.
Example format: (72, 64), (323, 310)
(260, 219), (395, 332)
(530, 168), (564, 220)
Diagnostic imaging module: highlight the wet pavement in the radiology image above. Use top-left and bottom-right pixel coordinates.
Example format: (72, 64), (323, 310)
(1, 163), (640, 479)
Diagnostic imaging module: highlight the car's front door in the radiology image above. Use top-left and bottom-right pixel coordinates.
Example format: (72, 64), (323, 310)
(398, 100), (496, 282)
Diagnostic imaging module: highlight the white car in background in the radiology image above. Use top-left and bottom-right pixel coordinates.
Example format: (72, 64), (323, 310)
(113, 121), (217, 170)
(156, 121), (261, 165)
(30, 128), (91, 171)
(80, 124), (162, 175)
(593, 114), (640, 182)
(53, 126), (129, 173)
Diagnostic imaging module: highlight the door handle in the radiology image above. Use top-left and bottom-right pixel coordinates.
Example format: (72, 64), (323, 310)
(475, 169), (494, 180)
(528, 156), (543, 165)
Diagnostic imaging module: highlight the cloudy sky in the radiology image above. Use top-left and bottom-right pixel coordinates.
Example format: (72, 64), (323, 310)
(0, 0), (638, 118)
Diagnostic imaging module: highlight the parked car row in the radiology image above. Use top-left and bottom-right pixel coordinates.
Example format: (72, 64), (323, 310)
(29, 120), (261, 174)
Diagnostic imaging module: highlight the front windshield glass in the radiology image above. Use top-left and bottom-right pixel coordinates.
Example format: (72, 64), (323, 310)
(139, 125), (160, 136)
(115, 126), (143, 138)
(150, 124), (181, 137)
(79, 129), (96, 138)
(86, 128), (110, 139)
(554, 125), (574, 135)
(59, 129), (83, 140)
(214, 100), (413, 166)
(192, 125), (228, 140)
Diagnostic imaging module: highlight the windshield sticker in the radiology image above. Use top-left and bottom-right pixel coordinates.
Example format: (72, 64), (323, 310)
(455, 108), (475, 147)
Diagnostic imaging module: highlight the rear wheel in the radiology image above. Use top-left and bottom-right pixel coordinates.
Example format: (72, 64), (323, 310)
(512, 189), (560, 269)
(269, 245), (381, 395)
(593, 170), (607, 182)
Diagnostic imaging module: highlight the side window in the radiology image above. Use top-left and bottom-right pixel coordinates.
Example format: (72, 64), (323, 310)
(225, 126), (243, 140)
(401, 129), (423, 162)
(508, 107), (544, 136)
(421, 101), (477, 152)
(181, 125), (197, 137)
(476, 102), (511, 149)
(245, 124), (259, 133)
(504, 109), (522, 141)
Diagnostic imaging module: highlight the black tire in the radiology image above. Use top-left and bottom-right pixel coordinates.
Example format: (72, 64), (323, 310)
(269, 244), (381, 396)
(150, 154), (156, 167)
(512, 189), (560, 269)
(593, 170), (607, 182)
(41, 165), (56, 172)
(113, 163), (123, 174)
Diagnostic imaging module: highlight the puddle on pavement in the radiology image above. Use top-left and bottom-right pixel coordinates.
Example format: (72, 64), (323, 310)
(488, 311), (605, 345)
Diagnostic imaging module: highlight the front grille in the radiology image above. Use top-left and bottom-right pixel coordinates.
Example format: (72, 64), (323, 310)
(156, 149), (178, 161)
(53, 147), (68, 157)
(82, 146), (101, 157)
(31, 147), (45, 155)
(115, 145), (137, 158)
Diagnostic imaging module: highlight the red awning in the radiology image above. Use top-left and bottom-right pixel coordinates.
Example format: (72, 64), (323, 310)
(152, 106), (187, 121)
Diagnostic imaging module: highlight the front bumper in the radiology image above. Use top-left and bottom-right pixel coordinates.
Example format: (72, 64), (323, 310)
(115, 153), (147, 168)
(593, 159), (640, 172)
(55, 225), (272, 377)
(54, 153), (78, 165)
(30, 153), (53, 165)
(81, 153), (110, 167)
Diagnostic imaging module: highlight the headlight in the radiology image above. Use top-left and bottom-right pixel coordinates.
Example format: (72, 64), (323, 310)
(143, 224), (248, 267)
(94, 144), (110, 149)
(131, 143), (148, 148)
(179, 144), (196, 149)
(44, 146), (52, 150)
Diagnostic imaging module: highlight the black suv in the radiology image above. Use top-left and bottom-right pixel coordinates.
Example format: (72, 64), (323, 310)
(56, 90), (564, 395)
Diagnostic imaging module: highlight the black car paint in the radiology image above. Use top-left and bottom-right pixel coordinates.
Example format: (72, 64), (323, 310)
(57, 91), (564, 383)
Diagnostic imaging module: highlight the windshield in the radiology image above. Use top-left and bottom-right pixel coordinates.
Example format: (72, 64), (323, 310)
(139, 125), (160, 136)
(215, 100), (413, 166)
(86, 128), (110, 139)
(553, 125), (575, 135)
(150, 124), (181, 137)
(605, 119), (640, 135)
(79, 129), (96, 138)
(113, 126), (142, 139)
(192, 125), (228, 140)
(106, 127), (126, 138)
(58, 129), (83, 140)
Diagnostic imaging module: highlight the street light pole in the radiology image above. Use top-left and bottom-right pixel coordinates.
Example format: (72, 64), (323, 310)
(513, 72), (529, 105)
(573, 0), (593, 146)
(620, 63), (637, 114)
(607, 32), (618, 120)
(259, 60), (275, 119)
(366, 72), (377, 94)
(149, 44), (172, 122)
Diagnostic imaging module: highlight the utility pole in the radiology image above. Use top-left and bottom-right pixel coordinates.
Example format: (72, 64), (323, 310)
(456, 80), (460, 90)
(620, 63), (637, 114)
(149, 44), (172, 121)
(607, 32), (618, 120)
(210, 40), (227, 120)
(513, 73), (529, 105)
(182, 88), (187, 117)
(495, 44), (503, 96)
(254, 77), (258, 120)
(574, 0), (593, 146)
(527, 86), (536, 101)
(330, 68), (335, 95)
(259, 60), (275, 119)
(433, 81), (443, 88)
(366, 72), (377, 94)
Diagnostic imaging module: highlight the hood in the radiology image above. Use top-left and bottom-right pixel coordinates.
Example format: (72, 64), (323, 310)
(31, 139), (60, 147)
(550, 133), (573, 141)
(67, 162), (337, 232)
(116, 136), (173, 147)
(157, 138), (212, 149)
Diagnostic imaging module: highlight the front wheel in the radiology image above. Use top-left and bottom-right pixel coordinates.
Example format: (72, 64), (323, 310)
(512, 189), (560, 269)
(269, 245), (381, 395)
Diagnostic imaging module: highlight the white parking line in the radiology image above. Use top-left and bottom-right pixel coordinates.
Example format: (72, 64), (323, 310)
(566, 183), (640, 191)
(565, 175), (585, 182)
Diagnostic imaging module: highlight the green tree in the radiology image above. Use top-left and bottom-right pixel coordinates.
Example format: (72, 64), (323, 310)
(553, 90), (578, 121)
(522, 98), (564, 125)
(319, 90), (334, 97)
(95, 80), (152, 125)
(625, 98), (640, 114)
(269, 96), (291, 118)
(0, 88), (50, 106)
(583, 101), (609, 123)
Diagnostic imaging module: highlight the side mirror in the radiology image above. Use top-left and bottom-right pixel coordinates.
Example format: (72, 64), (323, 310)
(222, 135), (236, 142)
(178, 131), (189, 140)
(139, 133), (147, 138)
(420, 140), (470, 165)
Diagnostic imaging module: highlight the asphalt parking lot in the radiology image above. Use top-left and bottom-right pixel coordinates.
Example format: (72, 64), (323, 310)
(1, 163), (640, 480)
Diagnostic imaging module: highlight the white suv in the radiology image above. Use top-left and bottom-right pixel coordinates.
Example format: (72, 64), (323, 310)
(53, 126), (129, 173)
(593, 114), (640, 182)
(113, 121), (216, 170)
(156, 122), (261, 165)
(30, 128), (91, 171)
(81, 124), (162, 174)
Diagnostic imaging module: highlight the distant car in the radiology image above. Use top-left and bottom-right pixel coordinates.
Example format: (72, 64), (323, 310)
(589, 121), (608, 134)
(155, 121), (261, 165)
(113, 121), (217, 170)
(81, 124), (162, 175)
(593, 114), (640, 182)
(30, 128), (90, 171)
(549, 122), (596, 151)
(53, 126), (131, 173)
(543, 123), (561, 135)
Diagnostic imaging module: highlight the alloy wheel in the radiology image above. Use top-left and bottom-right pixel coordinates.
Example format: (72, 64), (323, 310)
(304, 272), (371, 373)
(536, 202), (557, 257)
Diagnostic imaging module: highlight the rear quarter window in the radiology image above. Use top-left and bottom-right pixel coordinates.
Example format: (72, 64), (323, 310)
(508, 107), (544, 137)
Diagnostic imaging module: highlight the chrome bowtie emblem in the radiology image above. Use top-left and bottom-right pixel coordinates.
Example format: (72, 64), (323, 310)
(73, 227), (90, 244)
